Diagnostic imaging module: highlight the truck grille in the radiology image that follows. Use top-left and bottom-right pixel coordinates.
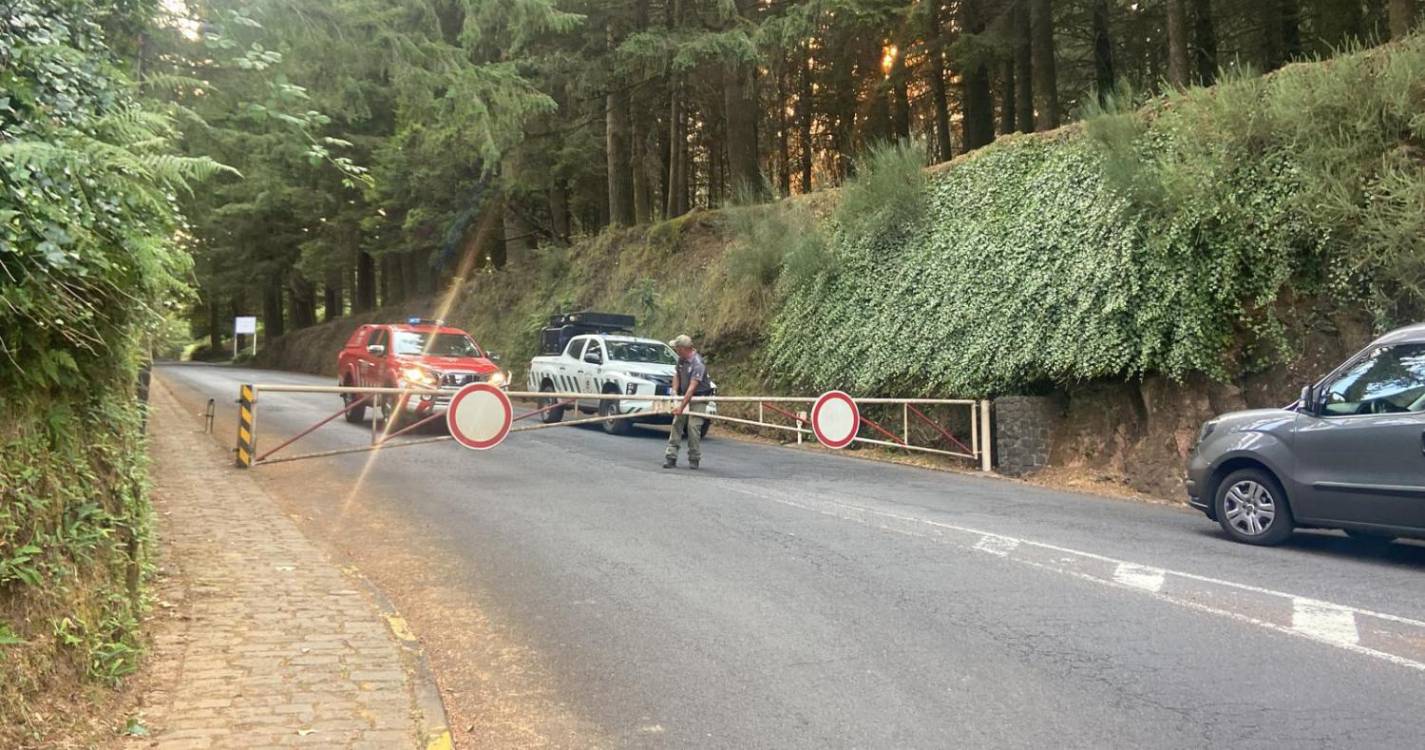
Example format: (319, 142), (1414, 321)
(440, 371), (484, 387)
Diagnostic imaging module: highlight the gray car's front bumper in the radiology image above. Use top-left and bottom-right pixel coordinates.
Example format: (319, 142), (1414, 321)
(1185, 451), (1211, 516)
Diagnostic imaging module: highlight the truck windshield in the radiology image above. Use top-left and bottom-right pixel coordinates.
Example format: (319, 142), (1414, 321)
(606, 341), (676, 365)
(392, 332), (482, 358)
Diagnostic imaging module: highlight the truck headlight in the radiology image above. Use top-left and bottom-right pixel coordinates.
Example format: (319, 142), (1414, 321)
(400, 366), (436, 386)
(487, 370), (508, 388)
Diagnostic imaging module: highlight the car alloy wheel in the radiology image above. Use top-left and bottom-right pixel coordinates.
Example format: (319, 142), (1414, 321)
(1223, 480), (1276, 537)
(1214, 468), (1294, 545)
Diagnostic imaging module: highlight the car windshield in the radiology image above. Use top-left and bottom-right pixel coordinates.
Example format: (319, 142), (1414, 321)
(392, 331), (482, 358)
(606, 341), (677, 365)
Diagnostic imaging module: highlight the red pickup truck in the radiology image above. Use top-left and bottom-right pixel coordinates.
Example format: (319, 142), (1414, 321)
(337, 318), (507, 424)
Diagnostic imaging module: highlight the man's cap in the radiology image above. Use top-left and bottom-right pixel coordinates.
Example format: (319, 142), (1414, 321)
(669, 334), (693, 348)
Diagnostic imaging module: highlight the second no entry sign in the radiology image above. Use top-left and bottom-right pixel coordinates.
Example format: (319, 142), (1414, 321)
(447, 383), (512, 450)
(811, 390), (859, 449)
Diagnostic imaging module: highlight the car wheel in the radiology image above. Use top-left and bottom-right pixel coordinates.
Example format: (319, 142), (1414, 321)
(380, 394), (403, 428)
(539, 382), (564, 424)
(343, 384), (366, 424)
(1345, 530), (1397, 545)
(600, 395), (631, 435)
(698, 419), (710, 440)
(1214, 468), (1294, 546)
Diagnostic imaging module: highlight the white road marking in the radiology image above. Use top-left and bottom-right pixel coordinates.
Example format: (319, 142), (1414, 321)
(973, 534), (1020, 556)
(1113, 563), (1166, 593)
(709, 477), (1425, 672)
(1292, 598), (1360, 646)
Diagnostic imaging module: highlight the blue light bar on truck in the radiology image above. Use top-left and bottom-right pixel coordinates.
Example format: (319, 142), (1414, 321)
(407, 317), (445, 326)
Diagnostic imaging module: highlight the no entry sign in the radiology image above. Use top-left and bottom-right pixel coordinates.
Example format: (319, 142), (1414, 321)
(811, 390), (859, 449)
(446, 383), (512, 450)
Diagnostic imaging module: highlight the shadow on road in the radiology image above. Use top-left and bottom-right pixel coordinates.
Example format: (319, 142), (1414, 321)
(1190, 526), (1425, 569)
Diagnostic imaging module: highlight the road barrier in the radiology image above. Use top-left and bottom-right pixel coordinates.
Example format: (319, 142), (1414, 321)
(233, 384), (993, 471)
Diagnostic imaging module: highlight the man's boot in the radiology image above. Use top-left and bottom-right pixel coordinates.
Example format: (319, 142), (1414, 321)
(663, 456), (677, 469)
(689, 458), (699, 470)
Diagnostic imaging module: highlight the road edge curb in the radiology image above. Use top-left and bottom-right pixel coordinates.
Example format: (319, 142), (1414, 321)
(342, 565), (454, 750)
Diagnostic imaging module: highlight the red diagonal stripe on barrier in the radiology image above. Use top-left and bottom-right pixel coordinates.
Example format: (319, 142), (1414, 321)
(257, 396), (371, 463)
(907, 403), (973, 455)
(761, 401), (806, 426)
(514, 398), (577, 423)
(858, 412), (907, 447)
(379, 409), (447, 444)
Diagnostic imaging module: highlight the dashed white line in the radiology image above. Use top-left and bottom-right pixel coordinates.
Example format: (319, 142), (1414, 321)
(1112, 563), (1166, 593)
(709, 476), (1425, 672)
(974, 534), (1020, 556)
(1293, 598), (1360, 646)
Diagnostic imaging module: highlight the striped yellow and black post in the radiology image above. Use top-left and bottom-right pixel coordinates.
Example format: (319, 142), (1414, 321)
(235, 384), (256, 468)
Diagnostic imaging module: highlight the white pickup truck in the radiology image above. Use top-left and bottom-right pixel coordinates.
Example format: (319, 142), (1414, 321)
(526, 333), (715, 436)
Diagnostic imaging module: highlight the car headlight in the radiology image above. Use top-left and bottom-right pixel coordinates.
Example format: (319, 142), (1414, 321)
(1195, 420), (1218, 449)
(400, 366), (436, 386)
(487, 370), (508, 388)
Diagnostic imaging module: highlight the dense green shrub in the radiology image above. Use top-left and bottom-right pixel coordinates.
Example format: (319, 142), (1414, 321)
(768, 37), (1425, 396)
(0, 1), (221, 735)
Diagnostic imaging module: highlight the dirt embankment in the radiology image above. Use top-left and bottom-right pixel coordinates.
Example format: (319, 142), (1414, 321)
(254, 217), (1375, 502)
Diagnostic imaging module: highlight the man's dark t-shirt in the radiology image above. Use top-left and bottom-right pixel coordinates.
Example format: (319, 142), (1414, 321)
(676, 351), (712, 395)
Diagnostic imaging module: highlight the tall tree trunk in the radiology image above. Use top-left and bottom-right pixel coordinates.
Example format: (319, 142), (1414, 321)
(925, 0), (954, 161)
(724, 0), (763, 199)
(1390, 0), (1417, 38)
(1192, 0), (1217, 85)
(1029, 0), (1060, 130)
(606, 22), (635, 226)
(290, 275), (317, 329)
(776, 56), (791, 196)
(865, 41), (893, 146)
(1258, 0), (1300, 71)
(1166, 0), (1190, 88)
(378, 255), (390, 307)
(386, 255), (406, 305)
(959, 0), (995, 150)
(799, 40), (815, 191)
(323, 269), (342, 322)
(503, 198), (533, 267)
(262, 279), (285, 340)
(1092, 0), (1116, 101)
(891, 49), (911, 142)
(999, 58), (1017, 135)
(1013, 0), (1035, 133)
(207, 297), (221, 350)
(402, 252), (420, 299)
(631, 0), (654, 223)
(354, 251), (376, 312)
(666, 0), (689, 217)
(549, 181), (571, 241)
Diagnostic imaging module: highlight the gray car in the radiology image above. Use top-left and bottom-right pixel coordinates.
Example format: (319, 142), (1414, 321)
(1187, 322), (1425, 545)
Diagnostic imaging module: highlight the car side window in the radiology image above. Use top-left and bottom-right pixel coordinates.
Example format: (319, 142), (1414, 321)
(585, 340), (604, 363)
(1321, 343), (1425, 416)
(564, 337), (586, 359)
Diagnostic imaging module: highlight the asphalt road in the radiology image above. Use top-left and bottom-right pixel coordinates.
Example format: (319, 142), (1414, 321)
(158, 363), (1425, 749)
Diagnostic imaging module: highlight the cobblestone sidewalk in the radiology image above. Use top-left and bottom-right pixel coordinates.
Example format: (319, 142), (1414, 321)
(124, 378), (449, 750)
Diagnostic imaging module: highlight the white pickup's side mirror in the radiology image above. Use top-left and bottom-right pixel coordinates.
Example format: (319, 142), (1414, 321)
(584, 352), (602, 365)
(367, 344), (386, 357)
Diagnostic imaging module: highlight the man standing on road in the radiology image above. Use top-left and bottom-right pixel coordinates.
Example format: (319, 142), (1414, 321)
(664, 334), (709, 470)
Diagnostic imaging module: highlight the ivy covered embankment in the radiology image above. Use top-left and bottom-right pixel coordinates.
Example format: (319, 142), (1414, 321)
(769, 37), (1425, 397)
(1, 3), (222, 740)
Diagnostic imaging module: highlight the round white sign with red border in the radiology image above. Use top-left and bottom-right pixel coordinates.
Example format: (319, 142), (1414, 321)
(446, 383), (512, 450)
(811, 390), (859, 449)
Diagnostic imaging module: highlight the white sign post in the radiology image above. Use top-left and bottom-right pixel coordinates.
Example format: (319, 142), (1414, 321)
(234, 316), (257, 358)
